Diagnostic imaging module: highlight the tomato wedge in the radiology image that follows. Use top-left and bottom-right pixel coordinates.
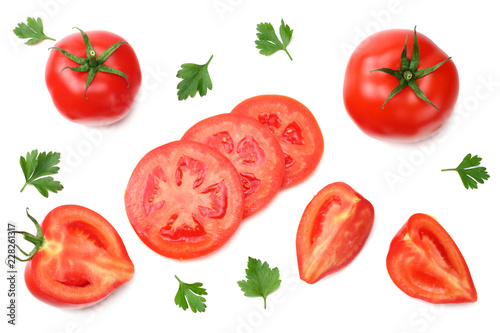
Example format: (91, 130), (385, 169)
(124, 140), (244, 260)
(296, 182), (374, 284)
(19, 206), (134, 307)
(231, 95), (324, 188)
(182, 113), (285, 218)
(387, 213), (477, 303)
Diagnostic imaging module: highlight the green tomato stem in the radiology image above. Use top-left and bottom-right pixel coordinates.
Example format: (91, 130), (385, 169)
(403, 70), (413, 81)
(89, 50), (97, 67)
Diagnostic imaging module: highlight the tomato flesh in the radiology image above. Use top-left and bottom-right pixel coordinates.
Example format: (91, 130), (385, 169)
(386, 213), (477, 303)
(231, 95), (324, 187)
(296, 182), (374, 284)
(125, 140), (244, 260)
(24, 205), (134, 307)
(182, 113), (285, 218)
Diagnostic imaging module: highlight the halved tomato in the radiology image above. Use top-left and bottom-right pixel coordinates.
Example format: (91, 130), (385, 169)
(387, 213), (477, 303)
(296, 182), (374, 284)
(124, 140), (244, 260)
(20, 205), (134, 307)
(231, 95), (324, 188)
(182, 113), (285, 218)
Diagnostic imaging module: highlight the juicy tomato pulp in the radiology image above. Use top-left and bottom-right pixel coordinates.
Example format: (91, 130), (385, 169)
(231, 95), (324, 188)
(182, 113), (285, 218)
(387, 213), (477, 303)
(343, 29), (458, 142)
(45, 30), (142, 126)
(296, 182), (374, 284)
(124, 140), (244, 260)
(24, 205), (134, 307)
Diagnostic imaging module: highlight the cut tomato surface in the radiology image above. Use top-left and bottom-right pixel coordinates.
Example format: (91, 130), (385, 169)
(296, 182), (374, 284)
(231, 95), (324, 188)
(387, 213), (477, 303)
(124, 140), (244, 260)
(182, 113), (285, 218)
(23, 205), (134, 307)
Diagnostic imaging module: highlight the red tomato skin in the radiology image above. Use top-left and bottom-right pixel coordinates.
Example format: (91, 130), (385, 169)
(45, 30), (142, 126)
(181, 113), (285, 218)
(231, 95), (324, 188)
(124, 140), (244, 260)
(24, 205), (134, 308)
(296, 182), (374, 284)
(387, 213), (477, 303)
(343, 29), (459, 142)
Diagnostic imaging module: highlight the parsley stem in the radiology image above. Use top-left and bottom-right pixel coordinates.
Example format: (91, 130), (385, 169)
(284, 49), (293, 61)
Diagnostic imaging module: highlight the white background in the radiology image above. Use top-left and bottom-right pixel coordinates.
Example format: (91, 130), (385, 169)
(1, 0), (499, 332)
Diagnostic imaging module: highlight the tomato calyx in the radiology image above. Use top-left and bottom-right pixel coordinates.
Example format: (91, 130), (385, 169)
(49, 27), (130, 99)
(11, 208), (45, 262)
(370, 26), (451, 110)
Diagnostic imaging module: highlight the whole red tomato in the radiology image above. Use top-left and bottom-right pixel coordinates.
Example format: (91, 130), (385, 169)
(343, 27), (458, 142)
(45, 29), (141, 126)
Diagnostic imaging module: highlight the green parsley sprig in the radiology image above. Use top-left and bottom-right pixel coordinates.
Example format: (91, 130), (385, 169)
(13, 17), (55, 45)
(174, 275), (207, 313)
(237, 257), (281, 309)
(176, 55), (213, 100)
(441, 153), (490, 189)
(20, 150), (63, 197)
(255, 19), (293, 61)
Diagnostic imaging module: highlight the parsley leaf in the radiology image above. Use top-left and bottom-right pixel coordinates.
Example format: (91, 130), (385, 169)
(174, 275), (207, 313)
(20, 150), (63, 197)
(237, 257), (281, 309)
(441, 153), (490, 189)
(13, 17), (55, 45)
(176, 55), (213, 100)
(255, 19), (293, 61)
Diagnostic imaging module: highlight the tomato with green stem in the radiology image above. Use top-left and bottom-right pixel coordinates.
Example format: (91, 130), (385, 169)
(45, 28), (141, 126)
(343, 27), (458, 142)
(15, 206), (134, 307)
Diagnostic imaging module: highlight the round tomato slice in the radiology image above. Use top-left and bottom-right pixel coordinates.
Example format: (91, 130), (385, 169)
(182, 113), (285, 218)
(296, 182), (374, 284)
(124, 140), (244, 260)
(23, 205), (134, 307)
(231, 95), (324, 188)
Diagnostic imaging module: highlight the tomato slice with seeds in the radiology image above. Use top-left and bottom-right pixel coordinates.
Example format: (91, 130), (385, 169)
(296, 182), (374, 284)
(387, 213), (477, 303)
(231, 95), (324, 188)
(124, 140), (244, 260)
(182, 113), (285, 218)
(22, 205), (134, 307)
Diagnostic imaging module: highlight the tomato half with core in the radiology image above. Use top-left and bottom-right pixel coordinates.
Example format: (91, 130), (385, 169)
(124, 140), (244, 260)
(387, 213), (477, 303)
(17, 206), (134, 307)
(45, 29), (142, 126)
(182, 113), (285, 218)
(343, 27), (458, 142)
(296, 182), (374, 284)
(231, 95), (324, 188)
